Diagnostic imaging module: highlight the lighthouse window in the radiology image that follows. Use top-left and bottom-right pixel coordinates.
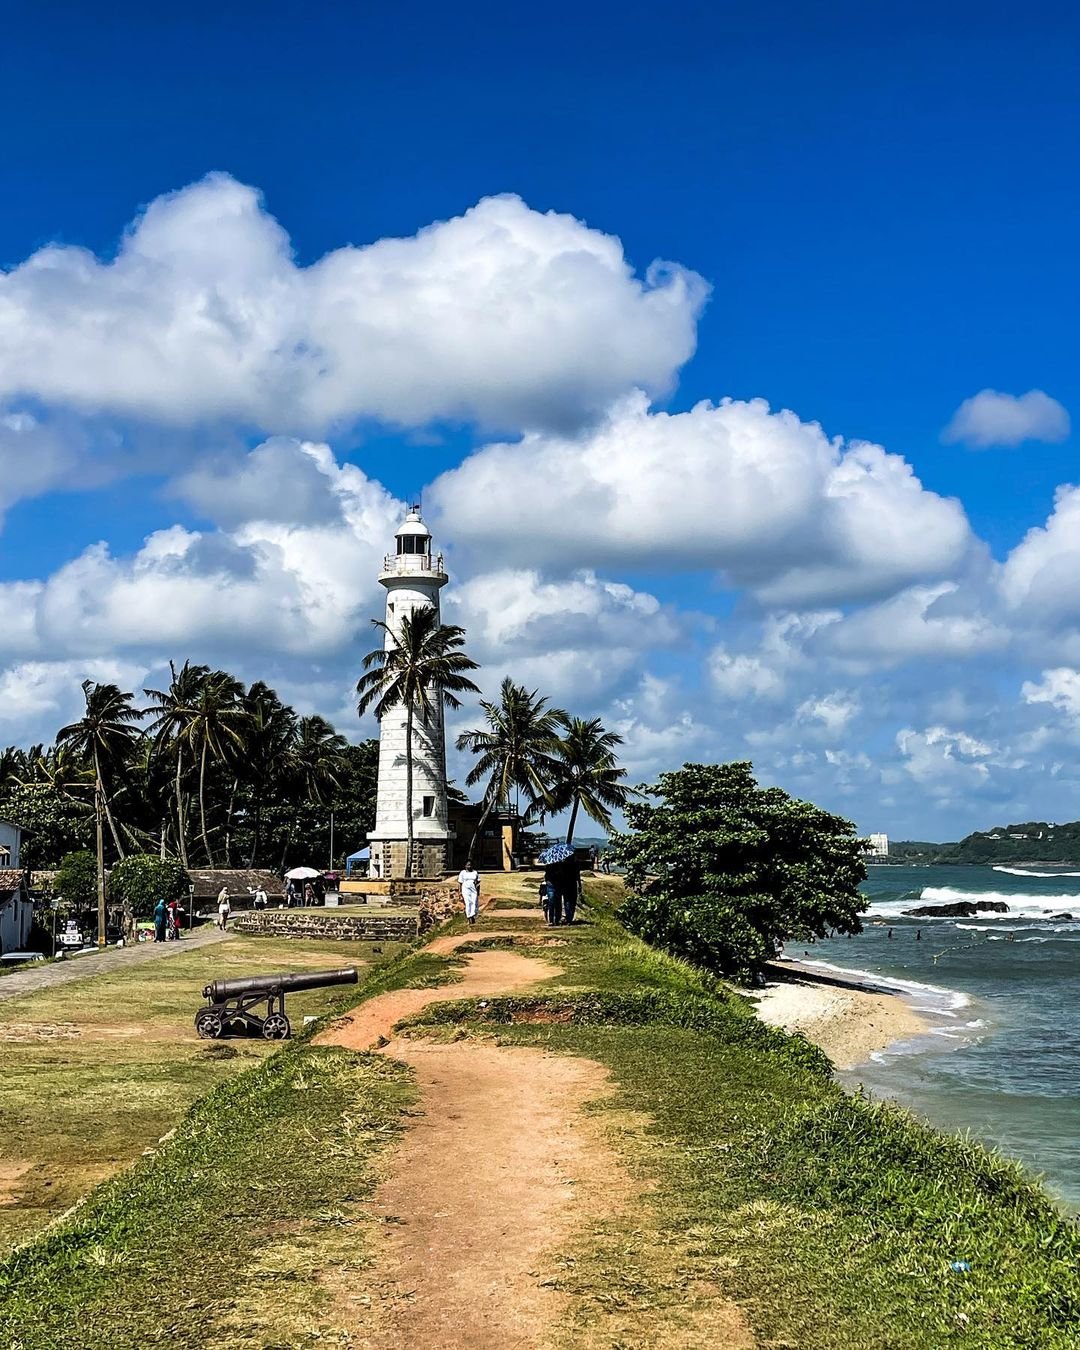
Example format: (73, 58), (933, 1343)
(398, 535), (428, 555)
(422, 795), (436, 817)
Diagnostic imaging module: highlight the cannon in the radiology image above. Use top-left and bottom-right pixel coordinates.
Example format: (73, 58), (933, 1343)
(194, 967), (358, 1041)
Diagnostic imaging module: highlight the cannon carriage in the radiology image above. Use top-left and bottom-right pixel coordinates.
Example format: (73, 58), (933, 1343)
(194, 967), (359, 1040)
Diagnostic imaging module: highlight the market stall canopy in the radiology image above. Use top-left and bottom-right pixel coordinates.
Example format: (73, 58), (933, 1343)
(284, 866), (322, 881)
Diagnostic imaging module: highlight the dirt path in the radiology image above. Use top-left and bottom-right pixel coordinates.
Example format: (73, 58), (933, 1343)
(317, 931), (559, 1052)
(317, 929), (633, 1348)
(319, 919), (754, 1348)
(0, 926), (231, 1004)
(362, 1041), (626, 1348)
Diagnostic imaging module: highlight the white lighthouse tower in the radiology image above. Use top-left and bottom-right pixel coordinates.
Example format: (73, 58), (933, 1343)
(366, 508), (452, 879)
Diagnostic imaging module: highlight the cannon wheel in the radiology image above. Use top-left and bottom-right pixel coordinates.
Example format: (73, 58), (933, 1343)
(195, 1010), (224, 1039)
(262, 1013), (291, 1041)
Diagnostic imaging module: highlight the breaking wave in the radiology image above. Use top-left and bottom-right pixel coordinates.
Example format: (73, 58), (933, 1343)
(993, 865), (1080, 878)
(867, 885), (1080, 921)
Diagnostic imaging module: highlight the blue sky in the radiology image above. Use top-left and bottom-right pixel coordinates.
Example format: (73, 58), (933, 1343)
(2, 2), (1080, 840)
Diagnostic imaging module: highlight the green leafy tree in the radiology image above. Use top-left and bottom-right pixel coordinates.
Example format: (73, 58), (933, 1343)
(108, 855), (189, 919)
(549, 715), (634, 845)
(609, 761), (867, 981)
(56, 850), (99, 908)
(357, 607), (480, 877)
(0, 782), (93, 868)
(456, 678), (565, 864)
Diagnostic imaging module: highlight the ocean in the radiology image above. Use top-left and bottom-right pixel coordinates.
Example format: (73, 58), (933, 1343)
(792, 864), (1080, 1211)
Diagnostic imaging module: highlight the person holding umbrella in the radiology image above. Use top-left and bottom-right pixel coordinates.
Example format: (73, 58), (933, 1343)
(537, 843), (580, 926)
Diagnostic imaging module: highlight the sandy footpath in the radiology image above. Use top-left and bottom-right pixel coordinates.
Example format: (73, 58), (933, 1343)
(753, 966), (929, 1069)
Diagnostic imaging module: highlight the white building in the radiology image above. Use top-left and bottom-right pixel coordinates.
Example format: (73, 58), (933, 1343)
(0, 819), (30, 954)
(366, 510), (453, 879)
(0, 818), (22, 869)
(865, 832), (889, 858)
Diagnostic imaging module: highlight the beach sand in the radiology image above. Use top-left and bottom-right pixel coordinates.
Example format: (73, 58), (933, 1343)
(754, 963), (930, 1070)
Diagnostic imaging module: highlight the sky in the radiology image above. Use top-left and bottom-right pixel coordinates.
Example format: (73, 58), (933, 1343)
(2, 1), (1080, 840)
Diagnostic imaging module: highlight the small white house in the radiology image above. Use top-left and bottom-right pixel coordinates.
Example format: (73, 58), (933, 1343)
(0, 820), (32, 954)
(0, 818), (22, 869)
(0, 871), (31, 954)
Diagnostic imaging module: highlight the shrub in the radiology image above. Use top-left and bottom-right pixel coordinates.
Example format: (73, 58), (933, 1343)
(55, 850), (98, 908)
(108, 855), (189, 918)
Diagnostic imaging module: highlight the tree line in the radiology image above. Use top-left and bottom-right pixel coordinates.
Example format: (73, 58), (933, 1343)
(0, 665), (377, 872)
(0, 615), (635, 877)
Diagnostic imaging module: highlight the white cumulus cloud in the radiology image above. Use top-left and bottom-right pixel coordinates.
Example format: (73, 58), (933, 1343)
(0, 175), (707, 435)
(942, 389), (1070, 448)
(431, 393), (973, 605)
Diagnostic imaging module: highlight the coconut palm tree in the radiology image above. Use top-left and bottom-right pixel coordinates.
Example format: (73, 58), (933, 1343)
(357, 606), (480, 877)
(274, 714), (349, 869)
(549, 715), (634, 845)
(188, 670), (248, 865)
(144, 661), (210, 867)
(56, 681), (144, 861)
(455, 678), (566, 866)
(238, 682), (297, 867)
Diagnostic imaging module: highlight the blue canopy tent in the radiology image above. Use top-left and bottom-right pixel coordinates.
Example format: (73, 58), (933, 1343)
(345, 848), (370, 878)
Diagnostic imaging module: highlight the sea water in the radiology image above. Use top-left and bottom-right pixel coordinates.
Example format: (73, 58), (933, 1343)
(793, 865), (1080, 1210)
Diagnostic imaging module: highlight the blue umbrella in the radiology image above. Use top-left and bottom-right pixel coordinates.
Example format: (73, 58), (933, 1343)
(537, 843), (575, 865)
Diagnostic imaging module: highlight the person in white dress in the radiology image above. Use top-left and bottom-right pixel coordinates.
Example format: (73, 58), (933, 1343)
(457, 865), (480, 924)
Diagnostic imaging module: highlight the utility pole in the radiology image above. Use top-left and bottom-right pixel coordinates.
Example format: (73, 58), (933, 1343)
(95, 778), (106, 947)
(329, 810), (335, 871)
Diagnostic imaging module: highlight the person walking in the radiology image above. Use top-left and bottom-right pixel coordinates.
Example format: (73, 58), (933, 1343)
(457, 863), (481, 925)
(253, 885), (267, 912)
(171, 898), (185, 940)
(539, 874), (560, 926)
(216, 885), (231, 931)
(153, 896), (168, 943)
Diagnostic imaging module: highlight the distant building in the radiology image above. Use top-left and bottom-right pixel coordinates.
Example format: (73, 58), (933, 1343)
(865, 833), (889, 858)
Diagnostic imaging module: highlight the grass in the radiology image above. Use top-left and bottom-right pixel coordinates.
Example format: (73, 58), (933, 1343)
(399, 886), (1080, 1349)
(0, 1044), (415, 1349)
(0, 932), (408, 1255)
(2, 874), (1078, 1348)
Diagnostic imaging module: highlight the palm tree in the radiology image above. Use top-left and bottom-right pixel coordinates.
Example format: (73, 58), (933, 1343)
(188, 671), (248, 865)
(276, 715), (349, 869)
(56, 681), (144, 861)
(357, 606), (480, 877)
(144, 661), (209, 867)
(57, 681), (145, 947)
(549, 715), (634, 845)
(238, 682), (297, 867)
(455, 678), (565, 866)
(291, 715), (348, 804)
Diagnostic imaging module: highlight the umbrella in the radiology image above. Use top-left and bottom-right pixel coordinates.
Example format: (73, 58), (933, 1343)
(285, 866), (322, 880)
(537, 843), (575, 865)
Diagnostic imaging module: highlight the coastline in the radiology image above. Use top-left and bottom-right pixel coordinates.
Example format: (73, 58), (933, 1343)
(752, 959), (932, 1070)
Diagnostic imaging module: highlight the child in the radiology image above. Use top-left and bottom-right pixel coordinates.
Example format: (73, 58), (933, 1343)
(539, 877), (560, 927)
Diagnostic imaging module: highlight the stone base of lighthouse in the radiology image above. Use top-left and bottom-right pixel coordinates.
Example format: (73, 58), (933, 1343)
(366, 832), (451, 881)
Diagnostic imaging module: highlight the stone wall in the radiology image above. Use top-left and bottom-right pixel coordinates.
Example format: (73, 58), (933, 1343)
(231, 909), (418, 942)
(417, 881), (463, 933)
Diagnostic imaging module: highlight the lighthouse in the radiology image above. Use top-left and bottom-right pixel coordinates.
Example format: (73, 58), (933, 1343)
(366, 508), (452, 879)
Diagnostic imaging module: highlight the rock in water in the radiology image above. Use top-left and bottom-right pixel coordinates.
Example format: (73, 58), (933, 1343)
(902, 900), (1011, 917)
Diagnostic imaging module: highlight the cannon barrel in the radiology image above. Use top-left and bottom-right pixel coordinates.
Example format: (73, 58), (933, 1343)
(203, 967), (359, 1002)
